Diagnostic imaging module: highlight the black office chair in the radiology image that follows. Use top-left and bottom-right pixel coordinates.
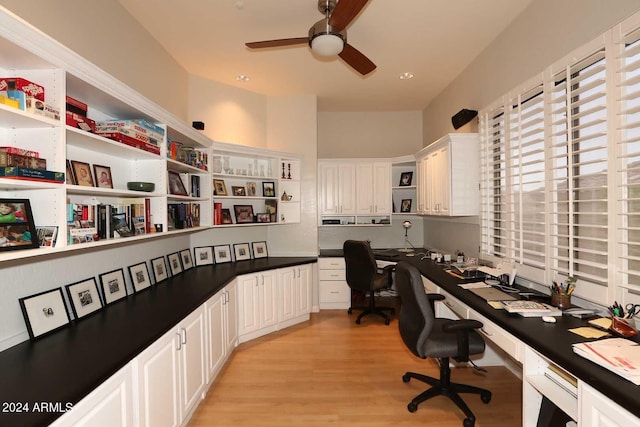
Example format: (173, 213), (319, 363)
(394, 261), (491, 427)
(343, 240), (396, 325)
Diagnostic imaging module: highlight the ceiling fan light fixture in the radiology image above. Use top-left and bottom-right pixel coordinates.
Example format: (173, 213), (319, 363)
(311, 33), (344, 57)
(400, 72), (414, 80)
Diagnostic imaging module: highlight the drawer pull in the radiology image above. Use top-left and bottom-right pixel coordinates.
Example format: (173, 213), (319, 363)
(481, 328), (493, 337)
(330, 291), (340, 294)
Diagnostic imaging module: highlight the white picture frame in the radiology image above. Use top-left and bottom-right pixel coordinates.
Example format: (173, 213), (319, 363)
(98, 268), (128, 305)
(194, 246), (214, 266)
(128, 262), (152, 293)
(180, 248), (193, 270)
(151, 256), (169, 283)
(66, 278), (103, 319)
(252, 241), (269, 259)
(234, 242), (251, 261)
(214, 244), (232, 264)
(168, 252), (183, 276)
(19, 288), (70, 340)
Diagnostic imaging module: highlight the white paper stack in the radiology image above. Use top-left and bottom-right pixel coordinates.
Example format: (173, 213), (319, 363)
(572, 338), (640, 385)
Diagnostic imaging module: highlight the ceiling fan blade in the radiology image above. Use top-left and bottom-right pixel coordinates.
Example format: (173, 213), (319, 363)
(246, 37), (308, 49)
(339, 43), (376, 75)
(329, 0), (370, 31)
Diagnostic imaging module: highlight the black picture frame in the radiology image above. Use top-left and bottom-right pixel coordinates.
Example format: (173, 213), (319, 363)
(66, 159), (76, 185)
(232, 186), (246, 196)
(0, 199), (39, 251)
(256, 212), (270, 223)
(399, 171), (413, 186)
(71, 160), (94, 187)
(262, 181), (276, 197)
(213, 244), (232, 263)
(98, 268), (128, 305)
(221, 208), (233, 224)
(128, 262), (152, 293)
(252, 241), (268, 259)
(66, 277), (103, 319)
(151, 256), (170, 283)
(194, 246), (214, 266)
(19, 288), (70, 340)
(234, 242), (251, 261)
(93, 164), (113, 189)
(234, 204), (255, 223)
(168, 170), (188, 196)
(401, 199), (412, 212)
(168, 252), (183, 275)
(180, 248), (194, 270)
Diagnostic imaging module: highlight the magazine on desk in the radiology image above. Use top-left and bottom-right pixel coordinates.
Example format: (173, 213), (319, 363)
(501, 300), (562, 317)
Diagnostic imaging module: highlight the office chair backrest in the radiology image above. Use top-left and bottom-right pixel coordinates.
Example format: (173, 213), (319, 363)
(395, 261), (435, 359)
(343, 240), (377, 293)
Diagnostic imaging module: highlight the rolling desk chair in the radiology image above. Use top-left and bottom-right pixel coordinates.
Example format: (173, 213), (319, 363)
(343, 240), (396, 325)
(394, 261), (492, 427)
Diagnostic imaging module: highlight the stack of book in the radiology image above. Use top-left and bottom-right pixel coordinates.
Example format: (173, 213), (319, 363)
(501, 300), (562, 317)
(67, 199), (150, 244)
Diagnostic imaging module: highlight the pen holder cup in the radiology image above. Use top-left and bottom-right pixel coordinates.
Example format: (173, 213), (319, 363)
(551, 293), (571, 309)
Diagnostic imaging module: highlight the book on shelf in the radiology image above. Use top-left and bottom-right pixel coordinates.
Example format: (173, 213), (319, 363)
(167, 202), (200, 230)
(0, 167), (64, 183)
(501, 300), (562, 317)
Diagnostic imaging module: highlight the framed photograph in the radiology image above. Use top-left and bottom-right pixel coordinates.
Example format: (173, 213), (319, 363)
(151, 256), (169, 283)
(265, 199), (277, 223)
(262, 181), (276, 197)
(194, 246), (214, 266)
(128, 262), (152, 293)
(213, 179), (227, 196)
(0, 199), (39, 251)
(66, 277), (103, 319)
(399, 171), (413, 186)
(168, 170), (188, 196)
(93, 164), (113, 189)
(214, 244), (232, 264)
(234, 204), (255, 223)
(401, 199), (412, 212)
(19, 288), (70, 340)
(180, 248), (194, 270)
(36, 226), (58, 247)
(221, 208), (233, 224)
(252, 241), (268, 259)
(168, 252), (183, 275)
(66, 159), (76, 185)
(232, 186), (246, 196)
(256, 213), (270, 223)
(98, 268), (128, 305)
(234, 242), (251, 261)
(246, 181), (257, 196)
(71, 160), (94, 187)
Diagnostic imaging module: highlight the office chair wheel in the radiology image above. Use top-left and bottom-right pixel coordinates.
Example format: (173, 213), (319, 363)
(385, 318), (390, 325)
(481, 391), (492, 403)
(402, 374), (411, 383)
(407, 402), (418, 413)
(463, 418), (475, 427)
(355, 318), (361, 324)
(348, 308), (353, 314)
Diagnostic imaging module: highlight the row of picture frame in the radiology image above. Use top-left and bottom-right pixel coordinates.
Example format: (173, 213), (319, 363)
(213, 179), (276, 197)
(18, 241), (269, 340)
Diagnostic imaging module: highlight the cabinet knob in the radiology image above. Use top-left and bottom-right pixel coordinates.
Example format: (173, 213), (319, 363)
(175, 333), (182, 350)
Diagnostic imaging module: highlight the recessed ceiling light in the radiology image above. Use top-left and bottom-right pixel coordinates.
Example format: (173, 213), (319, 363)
(236, 75), (250, 82)
(400, 72), (414, 80)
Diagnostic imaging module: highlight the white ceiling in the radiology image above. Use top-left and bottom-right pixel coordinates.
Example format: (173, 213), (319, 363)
(118, 0), (533, 112)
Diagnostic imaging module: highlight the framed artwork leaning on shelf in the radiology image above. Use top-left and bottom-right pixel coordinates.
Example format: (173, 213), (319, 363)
(71, 160), (94, 187)
(98, 268), (128, 305)
(194, 246), (214, 266)
(93, 164), (113, 189)
(19, 288), (70, 340)
(221, 208), (233, 224)
(232, 186), (246, 196)
(66, 160), (76, 185)
(399, 171), (413, 186)
(213, 179), (227, 196)
(234, 204), (255, 223)
(66, 277), (103, 320)
(214, 244), (232, 263)
(180, 248), (193, 270)
(168, 252), (183, 276)
(401, 199), (412, 212)
(0, 199), (39, 251)
(151, 256), (169, 283)
(36, 226), (58, 247)
(128, 262), (152, 293)
(234, 242), (251, 261)
(262, 181), (275, 197)
(168, 170), (188, 196)
(252, 241), (268, 259)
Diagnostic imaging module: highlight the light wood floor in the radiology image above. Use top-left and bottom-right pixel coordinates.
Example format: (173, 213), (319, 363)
(188, 310), (522, 427)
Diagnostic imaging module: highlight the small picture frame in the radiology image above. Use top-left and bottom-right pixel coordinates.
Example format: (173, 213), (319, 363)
(399, 171), (413, 186)
(256, 213), (270, 223)
(98, 268), (128, 305)
(71, 160), (94, 187)
(265, 199), (277, 223)
(221, 208), (233, 224)
(93, 164), (113, 189)
(168, 170), (188, 196)
(401, 199), (412, 213)
(36, 225), (58, 247)
(128, 262), (152, 293)
(0, 199), (40, 251)
(66, 277), (103, 319)
(213, 179), (228, 196)
(262, 181), (276, 197)
(252, 241), (268, 259)
(151, 256), (169, 283)
(246, 182), (257, 196)
(194, 246), (214, 266)
(234, 204), (255, 224)
(180, 248), (194, 270)
(232, 186), (246, 196)
(19, 288), (70, 340)
(168, 252), (183, 275)
(234, 242), (251, 261)
(66, 159), (76, 185)
(214, 244), (232, 264)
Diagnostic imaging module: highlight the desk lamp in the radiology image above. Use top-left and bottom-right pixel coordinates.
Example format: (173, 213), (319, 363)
(398, 220), (414, 252)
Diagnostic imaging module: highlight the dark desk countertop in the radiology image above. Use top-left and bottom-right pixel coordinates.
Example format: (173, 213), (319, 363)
(0, 257), (316, 427)
(322, 248), (640, 419)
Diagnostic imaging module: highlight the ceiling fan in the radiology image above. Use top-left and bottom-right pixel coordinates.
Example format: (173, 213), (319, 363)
(245, 0), (376, 76)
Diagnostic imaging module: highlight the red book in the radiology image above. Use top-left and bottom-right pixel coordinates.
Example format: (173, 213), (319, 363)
(145, 198), (151, 233)
(214, 202), (222, 225)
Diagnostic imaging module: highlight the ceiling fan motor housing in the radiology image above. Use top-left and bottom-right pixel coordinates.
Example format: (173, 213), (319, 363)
(308, 18), (346, 53)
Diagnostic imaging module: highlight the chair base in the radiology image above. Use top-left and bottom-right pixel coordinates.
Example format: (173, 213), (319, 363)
(402, 358), (491, 427)
(348, 290), (395, 325)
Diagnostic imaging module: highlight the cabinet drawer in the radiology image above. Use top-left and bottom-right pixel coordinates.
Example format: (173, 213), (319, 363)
(318, 257), (345, 269)
(319, 269), (346, 281)
(440, 294), (468, 319)
(467, 308), (523, 362)
(421, 275), (440, 294)
(320, 281), (350, 303)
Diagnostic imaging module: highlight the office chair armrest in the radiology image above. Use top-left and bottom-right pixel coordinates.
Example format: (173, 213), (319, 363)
(442, 319), (484, 363)
(426, 293), (445, 312)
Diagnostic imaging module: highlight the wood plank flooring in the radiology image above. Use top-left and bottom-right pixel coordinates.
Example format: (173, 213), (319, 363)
(188, 310), (522, 427)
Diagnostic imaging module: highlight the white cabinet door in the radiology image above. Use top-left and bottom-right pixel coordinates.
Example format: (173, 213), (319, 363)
(224, 282), (238, 354)
(416, 156), (427, 215)
(279, 267), (296, 322)
(259, 270), (279, 328)
(338, 162), (357, 214)
(205, 290), (226, 382)
(372, 162), (392, 215)
(237, 274), (261, 335)
(318, 162), (339, 215)
(579, 382), (640, 426)
(178, 308), (206, 419)
(356, 162), (374, 214)
(295, 264), (312, 315)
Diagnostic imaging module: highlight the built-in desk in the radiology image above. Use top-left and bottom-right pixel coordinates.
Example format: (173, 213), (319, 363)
(319, 249), (640, 426)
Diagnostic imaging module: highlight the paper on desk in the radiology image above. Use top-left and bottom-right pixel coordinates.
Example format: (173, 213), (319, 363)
(487, 301), (504, 309)
(459, 281), (491, 290)
(573, 338), (640, 385)
(568, 327), (610, 339)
